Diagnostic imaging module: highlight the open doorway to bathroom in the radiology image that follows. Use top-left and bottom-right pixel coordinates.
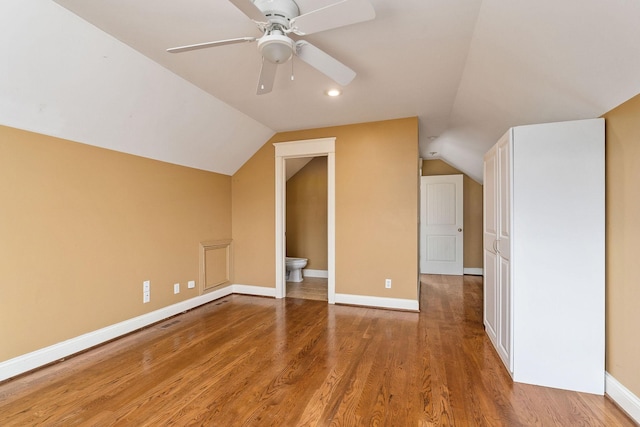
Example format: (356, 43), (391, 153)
(285, 156), (328, 301)
(274, 137), (336, 303)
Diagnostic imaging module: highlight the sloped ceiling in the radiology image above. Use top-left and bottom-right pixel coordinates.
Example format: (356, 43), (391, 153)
(6, 1), (640, 181)
(1, 1), (274, 176)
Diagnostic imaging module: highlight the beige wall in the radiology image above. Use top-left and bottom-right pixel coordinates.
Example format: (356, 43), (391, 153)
(422, 159), (483, 269)
(0, 125), (231, 362)
(286, 157), (328, 270)
(231, 141), (276, 288)
(233, 117), (419, 300)
(603, 93), (640, 397)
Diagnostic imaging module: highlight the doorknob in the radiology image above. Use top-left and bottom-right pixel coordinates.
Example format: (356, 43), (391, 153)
(458, 228), (462, 232)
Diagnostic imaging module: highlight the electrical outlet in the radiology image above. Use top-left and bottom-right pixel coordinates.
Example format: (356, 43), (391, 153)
(385, 279), (392, 289)
(174, 283), (180, 294)
(188, 280), (196, 289)
(143, 281), (150, 303)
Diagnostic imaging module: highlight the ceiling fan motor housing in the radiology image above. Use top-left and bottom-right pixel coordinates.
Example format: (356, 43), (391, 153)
(254, 0), (300, 63)
(253, 0), (300, 27)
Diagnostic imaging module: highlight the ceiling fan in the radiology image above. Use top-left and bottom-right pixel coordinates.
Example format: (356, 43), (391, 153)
(167, 0), (375, 95)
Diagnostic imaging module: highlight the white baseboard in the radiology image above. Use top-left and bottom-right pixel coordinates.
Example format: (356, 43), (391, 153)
(606, 372), (640, 424)
(0, 285), (235, 382)
(464, 268), (483, 276)
(303, 269), (328, 278)
(231, 284), (276, 297)
(335, 293), (419, 311)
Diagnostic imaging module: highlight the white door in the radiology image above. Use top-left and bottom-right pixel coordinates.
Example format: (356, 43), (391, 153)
(484, 132), (512, 372)
(496, 134), (512, 370)
(420, 175), (464, 275)
(483, 147), (498, 344)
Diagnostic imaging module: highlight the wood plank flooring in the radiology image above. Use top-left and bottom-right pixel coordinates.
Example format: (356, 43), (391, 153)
(286, 277), (328, 301)
(0, 275), (634, 426)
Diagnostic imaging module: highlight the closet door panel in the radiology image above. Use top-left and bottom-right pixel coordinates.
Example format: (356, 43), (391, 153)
(482, 147), (498, 340)
(483, 248), (498, 344)
(497, 255), (511, 371)
(497, 133), (511, 259)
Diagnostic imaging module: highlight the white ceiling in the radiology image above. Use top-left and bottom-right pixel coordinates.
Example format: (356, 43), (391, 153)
(51, 0), (640, 181)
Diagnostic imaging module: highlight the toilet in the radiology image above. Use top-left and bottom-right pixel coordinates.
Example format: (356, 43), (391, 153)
(285, 257), (308, 282)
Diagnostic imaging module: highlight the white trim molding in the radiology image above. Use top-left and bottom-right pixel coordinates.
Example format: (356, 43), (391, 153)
(464, 268), (483, 276)
(199, 239), (232, 293)
(303, 269), (329, 278)
(335, 293), (420, 312)
(606, 372), (640, 424)
(0, 283), (275, 382)
(274, 137), (336, 303)
(232, 284), (276, 298)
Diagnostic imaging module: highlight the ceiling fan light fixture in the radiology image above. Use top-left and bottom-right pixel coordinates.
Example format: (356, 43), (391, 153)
(258, 34), (294, 64)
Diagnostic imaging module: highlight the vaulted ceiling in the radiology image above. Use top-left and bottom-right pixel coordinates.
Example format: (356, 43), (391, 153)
(6, 1), (640, 182)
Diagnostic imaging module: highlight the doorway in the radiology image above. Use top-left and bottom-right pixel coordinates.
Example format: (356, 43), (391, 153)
(274, 137), (336, 303)
(285, 156), (328, 301)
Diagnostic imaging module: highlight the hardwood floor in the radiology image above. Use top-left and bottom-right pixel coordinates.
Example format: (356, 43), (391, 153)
(286, 277), (328, 301)
(0, 275), (634, 426)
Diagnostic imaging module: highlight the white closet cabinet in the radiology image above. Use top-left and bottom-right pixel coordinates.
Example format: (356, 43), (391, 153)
(483, 118), (605, 395)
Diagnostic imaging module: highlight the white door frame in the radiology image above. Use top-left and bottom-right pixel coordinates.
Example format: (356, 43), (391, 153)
(274, 138), (336, 303)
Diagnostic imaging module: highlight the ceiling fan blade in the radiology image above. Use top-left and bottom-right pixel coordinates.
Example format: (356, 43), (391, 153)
(290, 0), (375, 36)
(295, 41), (356, 86)
(167, 37), (256, 53)
(228, 0), (267, 22)
(257, 59), (278, 95)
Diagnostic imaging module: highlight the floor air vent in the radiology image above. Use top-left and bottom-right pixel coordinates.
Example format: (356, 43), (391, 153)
(159, 320), (180, 329)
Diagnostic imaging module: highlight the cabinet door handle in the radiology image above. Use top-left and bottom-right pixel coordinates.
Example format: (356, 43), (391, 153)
(493, 239), (500, 255)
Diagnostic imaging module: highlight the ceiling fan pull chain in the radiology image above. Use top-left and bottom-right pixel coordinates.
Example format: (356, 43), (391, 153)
(291, 56), (295, 81)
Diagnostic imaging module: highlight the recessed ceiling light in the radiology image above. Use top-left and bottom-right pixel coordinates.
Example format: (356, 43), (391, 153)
(326, 89), (342, 97)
